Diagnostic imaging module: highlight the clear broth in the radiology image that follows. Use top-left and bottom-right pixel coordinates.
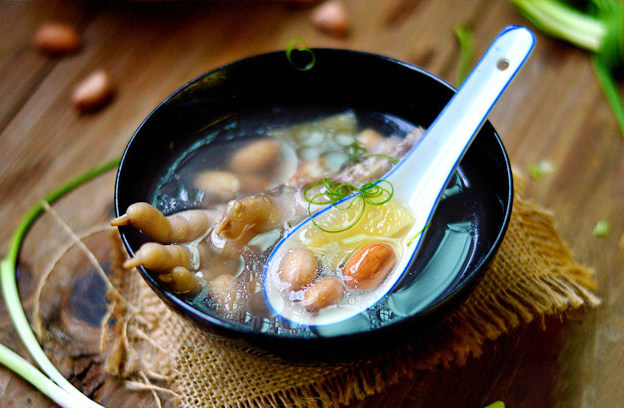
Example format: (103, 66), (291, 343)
(150, 105), (476, 337)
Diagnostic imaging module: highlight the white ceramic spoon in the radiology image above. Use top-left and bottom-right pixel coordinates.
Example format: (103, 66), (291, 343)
(263, 25), (535, 326)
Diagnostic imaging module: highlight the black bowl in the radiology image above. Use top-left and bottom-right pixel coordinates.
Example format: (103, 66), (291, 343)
(115, 49), (513, 360)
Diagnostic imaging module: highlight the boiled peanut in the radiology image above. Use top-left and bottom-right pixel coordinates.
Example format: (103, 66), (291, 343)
(286, 158), (327, 187)
(310, 0), (349, 38)
(356, 128), (383, 150)
(33, 22), (81, 55)
(302, 277), (344, 312)
(230, 139), (280, 174)
(279, 249), (318, 290)
(238, 173), (270, 193)
(158, 266), (199, 294)
(71, 70), (114, 112)
(194, 170), (241, 200)
(208, 274), (239, 313)
(342, 242), (396, 290)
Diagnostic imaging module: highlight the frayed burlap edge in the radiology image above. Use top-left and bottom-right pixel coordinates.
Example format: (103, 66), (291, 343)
(102, 178), (600, 408)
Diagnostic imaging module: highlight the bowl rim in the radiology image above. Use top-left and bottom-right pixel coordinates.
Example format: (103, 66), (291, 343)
(115, 48), (514, 344)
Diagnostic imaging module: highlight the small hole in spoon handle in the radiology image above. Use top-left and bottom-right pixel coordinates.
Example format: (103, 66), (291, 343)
(497, 59), (510, 70)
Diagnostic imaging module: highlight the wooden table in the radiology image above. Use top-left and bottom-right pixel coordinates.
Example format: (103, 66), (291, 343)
(1, 1), (622, 407)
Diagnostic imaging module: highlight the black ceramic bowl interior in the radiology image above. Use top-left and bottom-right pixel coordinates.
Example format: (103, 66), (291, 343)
(115, 49), (513, 360)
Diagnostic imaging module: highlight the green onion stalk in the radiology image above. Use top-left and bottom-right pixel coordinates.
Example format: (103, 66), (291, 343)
(510, 0), (624, 138)
(0, 157), (119, 407)
(454, 25), (476, 86)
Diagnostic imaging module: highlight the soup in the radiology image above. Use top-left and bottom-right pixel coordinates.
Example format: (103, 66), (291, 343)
(113, 107), (475, 336)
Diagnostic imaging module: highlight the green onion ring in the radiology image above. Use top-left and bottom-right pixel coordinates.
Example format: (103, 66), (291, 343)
(285, 39), (316, 71)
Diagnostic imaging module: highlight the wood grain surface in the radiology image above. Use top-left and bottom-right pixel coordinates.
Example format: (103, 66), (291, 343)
(1, 1), (623, 407)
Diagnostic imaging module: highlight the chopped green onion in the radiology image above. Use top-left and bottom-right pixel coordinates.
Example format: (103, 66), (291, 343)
(0, 157), (119, 407)
(528, 159), (554, 180)
(483, 401), (506, 408)
(344, 142), (398, 164)
(303, 178), (394, 233)
(592, 219), (610, 237)
(285, 38), (316, 71)
(454, 25), (475, 85)
(364, 153), (399, 164)
(407, 222), (431, 246)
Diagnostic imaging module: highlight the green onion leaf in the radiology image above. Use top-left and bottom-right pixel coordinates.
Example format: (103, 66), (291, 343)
(454, 25), (475, 85)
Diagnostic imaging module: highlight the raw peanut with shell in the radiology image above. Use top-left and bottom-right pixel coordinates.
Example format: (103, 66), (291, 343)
(279, 248), (318, 290)
(230, 139), (281, 174)
(342, 242), (397, 290)
(310, 0), (349, 38)
(72, 70), (114, 112)
(33, 22), (82, 55)
(302, 276), (344, 312)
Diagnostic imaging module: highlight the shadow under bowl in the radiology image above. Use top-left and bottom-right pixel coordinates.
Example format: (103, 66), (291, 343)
(115, 49), (513, 361)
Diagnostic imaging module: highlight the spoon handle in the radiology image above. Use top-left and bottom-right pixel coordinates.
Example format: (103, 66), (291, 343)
(388, 26), (535, 208)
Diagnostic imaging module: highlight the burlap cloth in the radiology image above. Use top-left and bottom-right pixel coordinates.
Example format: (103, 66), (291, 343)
(102, 176), (600, 408)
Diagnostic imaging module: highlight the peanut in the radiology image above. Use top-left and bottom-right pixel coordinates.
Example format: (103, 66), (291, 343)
(342, 242), (396, 290)
(238, 173), (270, 193)
(230, 139), (280, 174)
(302, 277), (344, 312)
(286, 158), (328, 187)
(356, 128), (383, 151)
(71, 70), (114, 113)
(208, 274), (239, 313)
(310, 0), (349, 38)
(33, 22), (81, 55)
(279, 249), (318, 290)
(194, 170), (241, 200)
